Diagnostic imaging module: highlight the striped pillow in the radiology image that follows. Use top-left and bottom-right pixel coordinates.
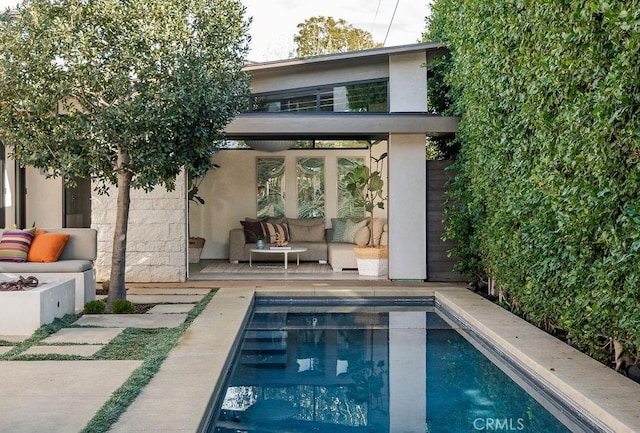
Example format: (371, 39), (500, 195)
(0, 229), (36, 262)
(261, 222), (289, 243)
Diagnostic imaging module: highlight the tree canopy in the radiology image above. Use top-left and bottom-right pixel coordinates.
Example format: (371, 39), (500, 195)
(0, 0), (250, 306)
(429, 0), (640, 361)
(294, 16), (381, 57)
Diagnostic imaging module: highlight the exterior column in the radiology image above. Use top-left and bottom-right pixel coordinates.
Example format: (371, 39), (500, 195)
(388, 133), (427, 280)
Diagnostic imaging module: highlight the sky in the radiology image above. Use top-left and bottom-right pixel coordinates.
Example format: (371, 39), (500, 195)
(0, 0), (431, 62)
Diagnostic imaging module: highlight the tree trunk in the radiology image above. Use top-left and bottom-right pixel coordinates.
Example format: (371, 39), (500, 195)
(107, 149), (132, 310)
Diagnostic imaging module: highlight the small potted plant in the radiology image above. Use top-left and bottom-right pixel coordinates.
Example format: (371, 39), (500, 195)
(256, 234), (266, 249)
(345, 141), (388, 276)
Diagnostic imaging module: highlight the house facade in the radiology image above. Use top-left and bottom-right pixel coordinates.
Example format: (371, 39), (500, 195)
(2, 42), (459, 282)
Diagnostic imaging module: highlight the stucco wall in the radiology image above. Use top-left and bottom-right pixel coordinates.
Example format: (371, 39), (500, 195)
(92, 171), (187, 283)
(389, 52), (428, 113)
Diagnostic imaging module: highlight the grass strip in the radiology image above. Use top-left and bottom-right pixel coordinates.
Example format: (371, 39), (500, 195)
(80, 289), (216, 433)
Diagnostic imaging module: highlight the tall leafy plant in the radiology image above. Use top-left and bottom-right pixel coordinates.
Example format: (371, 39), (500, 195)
(344, 142), (387, 247)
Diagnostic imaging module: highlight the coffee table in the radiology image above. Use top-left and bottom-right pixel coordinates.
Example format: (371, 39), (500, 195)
(249, 248), (308, 270)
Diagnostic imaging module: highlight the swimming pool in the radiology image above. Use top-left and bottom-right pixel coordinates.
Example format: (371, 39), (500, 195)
(202, 297), (600, 432)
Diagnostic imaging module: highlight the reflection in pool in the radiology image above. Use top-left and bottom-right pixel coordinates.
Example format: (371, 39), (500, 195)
(205, 301), (583, 432)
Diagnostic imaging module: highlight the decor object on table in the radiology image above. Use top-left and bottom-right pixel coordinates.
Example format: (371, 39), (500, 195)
(256, 235), (266, 249)
(345, 141), (388, 276)
(0, 275), (39, 291)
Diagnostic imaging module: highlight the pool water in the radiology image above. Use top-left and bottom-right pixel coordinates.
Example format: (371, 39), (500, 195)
(205, 302), (578, 432)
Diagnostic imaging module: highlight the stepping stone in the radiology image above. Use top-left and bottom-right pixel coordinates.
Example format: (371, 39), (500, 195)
(127, 287), (211, 296)
(75, 314), (187, 329)
(0, 335), (27, 343)
(0, 346), (14, 355)
(23, 345), (104, 357)
(43, 328), (124, 344)
(0, 360), (141, 433)
(126, 294), (205, 304)
(147, 304), (195, 314)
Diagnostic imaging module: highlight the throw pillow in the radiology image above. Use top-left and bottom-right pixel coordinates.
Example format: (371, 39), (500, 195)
(370, 218), (385, 246)
(0, 228), (36, 262)
(27, 230), (70, 262)
(354, 225), (370, 246)
(288, 218), (325, 242)
(331, 219), (349, 242)
(240, 220), (265, 242)
(342, 219), (368, 244)
(262, 221), (289, 243)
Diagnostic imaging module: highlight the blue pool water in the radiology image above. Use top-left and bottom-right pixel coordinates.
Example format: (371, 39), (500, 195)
(204, 299), (588, 432)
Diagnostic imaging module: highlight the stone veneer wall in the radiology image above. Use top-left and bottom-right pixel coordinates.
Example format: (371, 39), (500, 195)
(92, 172), (187, 283)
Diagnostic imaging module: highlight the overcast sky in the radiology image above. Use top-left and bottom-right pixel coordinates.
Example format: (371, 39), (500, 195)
(0, 0), (431, 62)
(243, 0), (430, 61)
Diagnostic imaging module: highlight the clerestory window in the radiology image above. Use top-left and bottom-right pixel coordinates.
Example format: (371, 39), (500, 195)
(248, 80), (388, 113)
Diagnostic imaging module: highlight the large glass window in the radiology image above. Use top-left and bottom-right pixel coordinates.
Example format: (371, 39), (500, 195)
(337, 157), (365, 218)
(297, 158), (325, 218)
(257, 158), (285, 218)
(249, 80), (388, 113)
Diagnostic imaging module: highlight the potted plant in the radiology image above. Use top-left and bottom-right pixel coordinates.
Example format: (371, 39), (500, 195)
(345, 141), (388, 276)
(188, 170), (206, 263)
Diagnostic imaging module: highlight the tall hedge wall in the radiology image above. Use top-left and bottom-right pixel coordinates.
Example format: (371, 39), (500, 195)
(429, 1), (640, 360)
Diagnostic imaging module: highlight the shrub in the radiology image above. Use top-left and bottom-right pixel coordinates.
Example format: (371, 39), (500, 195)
(84, 299), (106, 314)
(112, 299), (136, 314)
(430, 0), (640, 360)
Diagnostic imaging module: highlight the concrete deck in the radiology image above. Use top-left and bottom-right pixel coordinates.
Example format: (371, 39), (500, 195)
(1, 282), (639, 432)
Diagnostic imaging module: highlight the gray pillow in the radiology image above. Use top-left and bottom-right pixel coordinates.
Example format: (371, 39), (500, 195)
(288, 218), (325, 242)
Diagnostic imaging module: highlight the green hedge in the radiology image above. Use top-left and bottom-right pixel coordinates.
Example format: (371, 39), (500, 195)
(429, 0), (640, 360)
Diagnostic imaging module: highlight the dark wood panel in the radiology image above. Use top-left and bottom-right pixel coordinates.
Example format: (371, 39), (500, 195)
(426, 160), (463, 282)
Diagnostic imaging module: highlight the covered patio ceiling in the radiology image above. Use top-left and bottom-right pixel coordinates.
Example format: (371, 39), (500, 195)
(223, 112), (460, 141)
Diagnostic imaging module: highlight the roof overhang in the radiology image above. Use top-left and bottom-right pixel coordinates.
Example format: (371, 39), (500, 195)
(224, 113), (459, 141)
(243, 42), (448, 74)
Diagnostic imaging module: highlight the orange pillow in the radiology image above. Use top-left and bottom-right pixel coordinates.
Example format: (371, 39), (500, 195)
(27, 230), (70, 262)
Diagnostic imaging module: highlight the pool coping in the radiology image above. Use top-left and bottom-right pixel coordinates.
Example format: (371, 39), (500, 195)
(109, 285), (640, 433)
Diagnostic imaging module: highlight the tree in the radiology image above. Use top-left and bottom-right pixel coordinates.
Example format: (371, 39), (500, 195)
(0, 0), (250, 309)
(294, 16), (381, 57)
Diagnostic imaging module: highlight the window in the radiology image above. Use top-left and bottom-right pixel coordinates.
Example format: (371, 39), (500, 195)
(297, 158), (324, 218)
(257, 158), (285, 218)
(248, 80), (388, 113)
(337, 158), (365, 218)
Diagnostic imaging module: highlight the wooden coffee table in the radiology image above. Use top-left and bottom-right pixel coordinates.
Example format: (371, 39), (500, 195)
(249, 247), (308, 270)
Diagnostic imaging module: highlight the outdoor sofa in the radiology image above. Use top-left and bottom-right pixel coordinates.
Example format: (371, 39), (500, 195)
(229, 217), (387, 271)
(0, 227), (97, 311)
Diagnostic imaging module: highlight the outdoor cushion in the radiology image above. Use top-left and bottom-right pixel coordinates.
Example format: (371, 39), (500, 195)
(342, 219), (368, 244)
(240, 220), (265, 242)
(288, 218), (325, 242)
(0, 228), (35, 263)
(27, 230), (70, 263)
(262, 221), (289, 243)
(354, 225), (370, 246)
(331, 219), (349, 242)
